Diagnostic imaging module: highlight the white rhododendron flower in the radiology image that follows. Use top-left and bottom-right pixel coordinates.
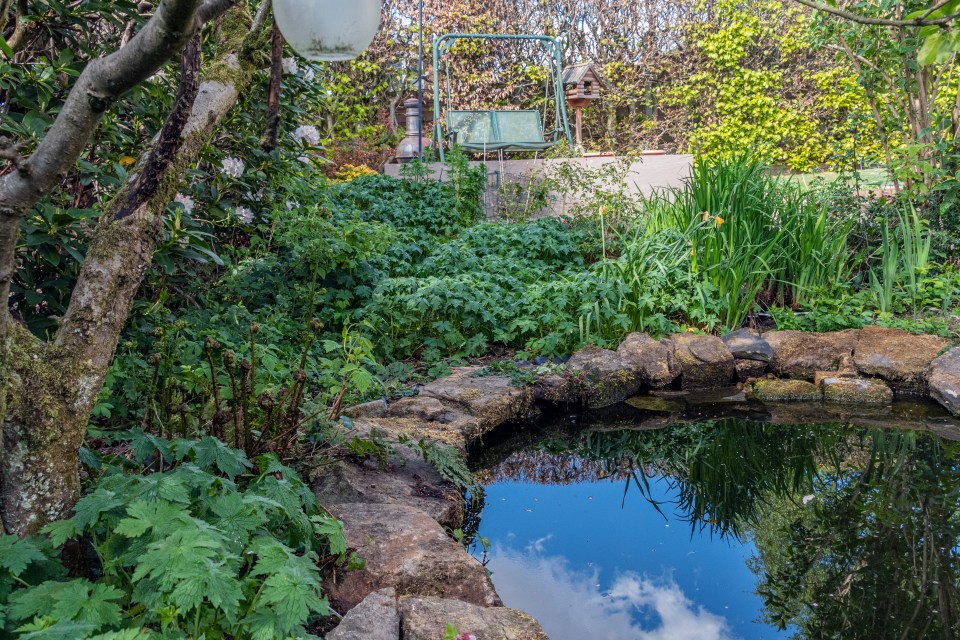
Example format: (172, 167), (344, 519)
(235, 206), (254, 225)
(281, 57), (298, 75)
(173, 193), (195, 214)
(292, 125), (320, 147)
(221, 157), (245, 179)
(302, 66), (315, 82)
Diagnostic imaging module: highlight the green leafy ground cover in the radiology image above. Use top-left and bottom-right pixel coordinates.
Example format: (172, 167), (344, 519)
(93, 155), (960, 437)
(8, 153), (958, 639)
(0, 435), (348, 639)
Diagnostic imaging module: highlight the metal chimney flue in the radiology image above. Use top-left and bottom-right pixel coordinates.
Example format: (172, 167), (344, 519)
(395, 97), (431, 163)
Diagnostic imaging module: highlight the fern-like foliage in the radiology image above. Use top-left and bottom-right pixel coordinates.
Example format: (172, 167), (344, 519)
(0, 434), (347, 639)
(399, 435), (475, 491)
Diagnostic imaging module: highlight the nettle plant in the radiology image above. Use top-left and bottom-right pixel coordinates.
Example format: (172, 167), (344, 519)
(0, 434), (348, 639)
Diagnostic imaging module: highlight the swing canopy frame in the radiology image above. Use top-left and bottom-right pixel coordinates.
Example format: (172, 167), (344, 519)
(432, 33), (574, 161)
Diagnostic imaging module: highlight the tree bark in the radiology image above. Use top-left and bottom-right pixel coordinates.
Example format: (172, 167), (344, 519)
(261, 18), (283, 150)
(1, 2), (257, 537)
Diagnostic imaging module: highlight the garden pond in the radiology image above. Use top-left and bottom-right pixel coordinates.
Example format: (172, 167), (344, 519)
(466, 396), (960, 640)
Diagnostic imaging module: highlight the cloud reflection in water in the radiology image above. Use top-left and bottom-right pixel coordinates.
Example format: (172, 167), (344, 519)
(486, 543), (738, 640)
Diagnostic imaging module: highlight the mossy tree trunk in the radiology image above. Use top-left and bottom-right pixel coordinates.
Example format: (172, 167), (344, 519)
(0, 0), (261, 537)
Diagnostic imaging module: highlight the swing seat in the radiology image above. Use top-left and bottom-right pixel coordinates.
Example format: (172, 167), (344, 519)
(447, 110), (557, 153)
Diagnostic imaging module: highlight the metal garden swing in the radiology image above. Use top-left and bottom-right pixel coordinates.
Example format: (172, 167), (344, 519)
(432, 33), (574, 162)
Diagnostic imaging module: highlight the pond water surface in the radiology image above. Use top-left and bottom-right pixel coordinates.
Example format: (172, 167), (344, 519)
(467, 401), (960, 640)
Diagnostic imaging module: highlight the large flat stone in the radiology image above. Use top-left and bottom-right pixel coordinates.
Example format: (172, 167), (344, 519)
(399, 596), (549, 640)
(346, 415), (475, 452)
(567, 345), (642, 408)
(930, 347), (960, 416)
(616, 332), (681, 388)
(723, 328), (775, 362)
(327, 588), (400, 640)
(665, 333), (735, 390)
(853, 325), (952, 394)
(312, 445), (464, 530)
(750, 379), (821, 402)
(820, 376), (893, 404)
(764, 330), (860, 379)
(421, 367), (534, 432)
(326, 503), (501, 613)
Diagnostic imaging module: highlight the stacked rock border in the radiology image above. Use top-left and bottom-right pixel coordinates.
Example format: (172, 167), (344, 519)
(318, 326), (960, 638)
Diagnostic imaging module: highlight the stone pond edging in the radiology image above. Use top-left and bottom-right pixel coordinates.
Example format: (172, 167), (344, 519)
(318, 325), (960, 638)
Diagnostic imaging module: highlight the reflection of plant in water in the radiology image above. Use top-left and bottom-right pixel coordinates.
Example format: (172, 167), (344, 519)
(557, 420), (826, 538)
(749, 431), (960, 640)
(476, 449), (630, 486)
(476, 418), (960, 637)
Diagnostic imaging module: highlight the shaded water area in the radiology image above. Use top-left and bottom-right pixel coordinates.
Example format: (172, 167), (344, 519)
(466, 396), (960, 640)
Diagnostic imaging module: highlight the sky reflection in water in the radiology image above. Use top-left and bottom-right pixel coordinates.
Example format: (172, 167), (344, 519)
(475, 477), (786, 640)
(470, 412), (960, 639)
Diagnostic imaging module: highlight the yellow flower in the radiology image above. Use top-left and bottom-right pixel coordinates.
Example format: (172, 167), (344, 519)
(701, 211), (711, 222)
(600, 205), (607, 216)
(119, 156), (137, 166)
(715, 216), (725, 227)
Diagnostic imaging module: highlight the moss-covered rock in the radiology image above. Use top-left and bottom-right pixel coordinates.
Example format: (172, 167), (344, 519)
(820, 376), (893, 404)
(311, 444), (464, 531)
(749, 378), (821, 402)
(399, 596), (549, 640)
(420, 367), (535, 431)
(325, 503), (501, 613)
(567, 345), (642, 408)
(327, 589), (399, 640)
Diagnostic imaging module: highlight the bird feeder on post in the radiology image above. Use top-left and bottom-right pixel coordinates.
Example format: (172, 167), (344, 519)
(561, 63), (605, 150)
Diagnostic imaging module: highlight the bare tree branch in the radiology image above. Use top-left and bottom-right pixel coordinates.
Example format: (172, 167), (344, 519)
(199, 0), (238, 23)
(249, 0), (272, 36)
(56, 3), (259, 376)
(262, 18), (283, 150)
(3, 0), (37, 56)
(920, 0), (956, 21)
(793, 0), (960, 27)
(116, 33), (202, 221)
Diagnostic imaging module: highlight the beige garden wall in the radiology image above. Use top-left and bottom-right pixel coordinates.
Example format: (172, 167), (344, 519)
(383, 154), (693, 219)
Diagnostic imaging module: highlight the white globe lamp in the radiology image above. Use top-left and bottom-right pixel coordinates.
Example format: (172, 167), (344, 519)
(274, 0), (382, 61)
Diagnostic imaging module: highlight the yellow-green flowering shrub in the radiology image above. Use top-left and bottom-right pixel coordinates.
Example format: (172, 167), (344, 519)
(661, 0), (882, 171)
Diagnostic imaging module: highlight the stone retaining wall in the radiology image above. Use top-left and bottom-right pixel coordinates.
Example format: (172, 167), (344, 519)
(319, 326), (960, 638)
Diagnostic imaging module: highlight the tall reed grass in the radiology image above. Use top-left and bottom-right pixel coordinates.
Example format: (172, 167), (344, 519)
(601, 155), (854, 331)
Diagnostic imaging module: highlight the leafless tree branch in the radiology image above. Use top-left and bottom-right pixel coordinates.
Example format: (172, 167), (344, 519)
(793, 0), (960, 27)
